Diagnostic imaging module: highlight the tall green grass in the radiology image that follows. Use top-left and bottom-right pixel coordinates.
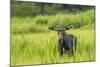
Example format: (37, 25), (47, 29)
(11, 29), (95, 66)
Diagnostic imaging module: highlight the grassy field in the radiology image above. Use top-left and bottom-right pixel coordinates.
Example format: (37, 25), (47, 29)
(11, 29), (95, 66)
(11, 9), (95, 66)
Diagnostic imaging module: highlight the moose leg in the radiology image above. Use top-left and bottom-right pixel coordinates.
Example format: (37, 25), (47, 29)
(58, 46), (64, 56)
(69, 44), (74, 56)
(71, 48), (74, 55)
(72, 37), (77, 55)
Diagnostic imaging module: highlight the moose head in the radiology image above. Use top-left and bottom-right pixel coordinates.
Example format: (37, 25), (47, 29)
(48, 24), (72, 39)
(48, 24), (76, 56)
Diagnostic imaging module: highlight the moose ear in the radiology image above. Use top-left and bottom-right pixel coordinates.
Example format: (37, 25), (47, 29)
(64, 27), (70, 30)
(48, 26), (54, 30)
(64, 24), (72, 30)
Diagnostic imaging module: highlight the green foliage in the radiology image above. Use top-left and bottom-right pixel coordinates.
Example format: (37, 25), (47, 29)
(33, 15), (50, 25)
(11, 0), (94, 17)
(11, 2), (41, 16)
(48, 9), (95, 28)
(11, 9), (95, 34)
(11, 22), (48, 34)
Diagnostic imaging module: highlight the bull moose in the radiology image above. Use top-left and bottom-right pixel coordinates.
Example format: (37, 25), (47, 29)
(48, 25), (77, 56)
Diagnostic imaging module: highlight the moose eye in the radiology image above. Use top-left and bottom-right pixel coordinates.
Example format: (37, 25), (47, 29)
(59, 39), (62, 43)
(59, 39), (63, 44)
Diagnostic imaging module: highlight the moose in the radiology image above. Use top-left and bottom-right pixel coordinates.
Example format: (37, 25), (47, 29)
(48, 25), (77, 56)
